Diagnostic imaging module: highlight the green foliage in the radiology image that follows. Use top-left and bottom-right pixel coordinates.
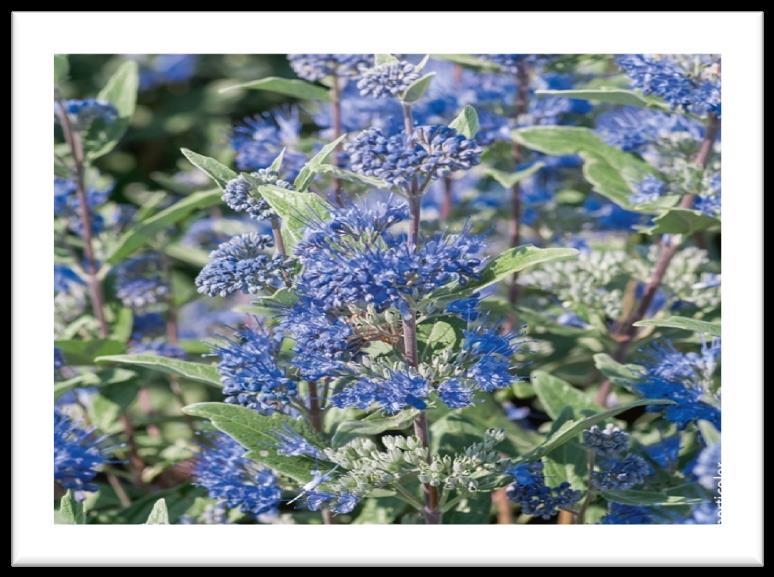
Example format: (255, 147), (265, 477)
(220, 76), (331, 101)
(85, 61), (139, 161)
(96, 354), (222, 388)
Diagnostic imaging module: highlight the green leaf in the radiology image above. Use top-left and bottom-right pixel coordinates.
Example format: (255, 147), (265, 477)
(697, 420), (721, 446)
(183, 402), (319, 483)
(485, 162), (545, 190)
(312, 164), (388, 189)
(269, 148), (286, 173)
(56, 491), (85, 524)
(164, 242), (210, 268)
(353, 496), (406, 524)
(432, 245), (579, 299)
(542, 440), (589, 492)
(535, 88), (663, 108)
(220, 76), (330, 101)
(633, 316), (721, 337)
(443, 492), (493, 524)
(110, 308), (133, 343)
(54, 368), (136, 400)
(256, 184), (332, 252)
(55, 339), (125, 366)
(85, 61), (139, 161)
(54, 54), (69, 84)
(293, 134), (348, 192)
(145, 499), (170, 524)
(332, 409), (419, 448)
(602, 488), (705, 507)
(417, 316), (465, 361)
(431, 54), (501, 71)
(401, 72), (435, 103)
(513, 126), (677, 213)
(520, 399), (675, 462)
(96, 354), (222, 388)
(448, 105), (480, 139)
(532, 371), (597, 420)
(374, 54), (399, 66)
(593, 353), (643, 392)
(181, 149), (237, 190)
(106, 189), (221, 264)
(645, 208), (721, 235)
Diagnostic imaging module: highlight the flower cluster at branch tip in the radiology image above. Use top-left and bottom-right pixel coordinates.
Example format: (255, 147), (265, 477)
(214, 325), (297, 414)
(114, 253), (169, 310)
(294, 201), (483, 315)
(195, 233), (288, 298)
(288, 54), (371, 82)
(231, 109), (306, 175)
(617, 54), (721, 116)
(506, 462), (582, 519)
(583, 424), (650, 491)
(632, 338), (721, 430)
(345, 126), (482, 191)
(356, 60), (421, 98)
(57, 98), (118, 130)
(222, 172), (289, 222)
(55, 410), (112, 492)
(193, 433), (281, 519)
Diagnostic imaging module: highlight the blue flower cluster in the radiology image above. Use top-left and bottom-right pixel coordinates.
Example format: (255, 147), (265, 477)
(279, 301), (355, 381)
(134, 54), (198, 90)
(180, 217), (238, 252)
(54, 263), (84, 294)
(631, 174), (668, 205)
(617, 54), (721, 116)
(214, 326), (297, 414)
(231, 109), (306, 175)
(356, 60), (421, 98)
(632, 339), (721, 430)
(506, 461), (582, 519)
(129, 340), (187, 359)
(596, 107), (703, 152)
(294, 201), (483, 315)
(114, 253), (169, 310)
(600, 503), (653, 524)
(193, 433), (281, 519)
(54, 410), (110, 492)
(288, 54), (371, 82)
(346, 126), (482, 191)
(332, 367), (429, 415)
(54, 177), (111, 236)
(58, 98), (118, 130)
(583, 424), (650, 490)
(222, 172), (288, 222)
(195, 233), (288, 298)
(311, 83), (402, 136)
(300, 471), (360, 515)
(582, 424), (631, 457)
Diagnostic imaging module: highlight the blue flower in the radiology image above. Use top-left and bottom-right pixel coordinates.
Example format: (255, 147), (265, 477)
(114, 254), (169, 310)
(617, 54), (721, 116)
(446, 294), (481, 321)
(195, 233), (288, 298)
(193, 433), (281, 519)
(645, 436), (681, 469)
(311, 83), (403, 136)
(54, 264), (84, 294)
(332, 367), (429, 415)
(294, 201), (483, 313)
(632, 339), (721, 430)
(582, 424), (630, 457)
(135, 54), (198, 90)
(54, 410), (111, 492)
(214, 326), (297, 414)
(438, 378), (475, 408)
(600, 503), (653, 524)
(231, 109), (306, 176)
(592, 454), (650, 490)
(631, 175), (668, 205)
(180, 218), (236, 251)
(346, 126), (482, 191)
(288, 54), (371, 82)
(506, 461), (582, 519)
(279, 300), (355, 381)
(356, 60), (421, 98)
(596, 107), (703, 152)
(58, 99), (118, 130)
(222, 172), (289, 222)
(54, 177), (111, 236)
(130, 312), (166, 340)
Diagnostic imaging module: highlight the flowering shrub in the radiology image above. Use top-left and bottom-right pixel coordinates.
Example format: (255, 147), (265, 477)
(53, 53), (720, 526)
